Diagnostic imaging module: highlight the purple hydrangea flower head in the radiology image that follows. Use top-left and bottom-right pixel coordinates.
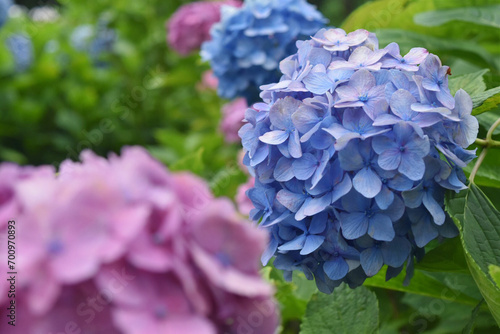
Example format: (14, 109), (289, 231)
(240, 28), (478, 293)
(0, 147), (279, 333)
(201, 0), (327, 102)
(167, 0), (242, 55)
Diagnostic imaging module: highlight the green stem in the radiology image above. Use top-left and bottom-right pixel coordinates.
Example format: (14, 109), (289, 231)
(470, 117), (500, 185)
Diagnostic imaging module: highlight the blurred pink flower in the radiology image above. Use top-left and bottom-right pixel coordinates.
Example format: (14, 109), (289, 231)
(0, 146), (278, 333)
(197, 70), (219, 91)
(236, 177), (255, 216)
(221, 97), (248, 143)
(167, 0), (242, 55)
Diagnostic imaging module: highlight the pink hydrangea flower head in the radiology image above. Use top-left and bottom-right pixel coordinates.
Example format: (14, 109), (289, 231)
(167, 0), (242, 55)
(236, 177), (255, 216)
(1, 146), (278, 333)
(220, 97), (248, 143)
(197, 69), (219, 91)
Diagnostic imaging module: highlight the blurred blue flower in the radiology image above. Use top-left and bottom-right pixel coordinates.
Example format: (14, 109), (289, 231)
(0, 0), (11, 28)
(70, 20), (116, 67)
(6, 34), (34, 71)
(201, 0), (327, 102)
(240, 27), (478, 293)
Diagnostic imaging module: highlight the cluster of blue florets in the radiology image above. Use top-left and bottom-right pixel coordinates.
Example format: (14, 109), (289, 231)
(0, 0), (11, 28)
(70, 19), (116, 67)
(201, 0), (327, 103)
(6, 34), (34, 72)
(239, 28), (479, 293)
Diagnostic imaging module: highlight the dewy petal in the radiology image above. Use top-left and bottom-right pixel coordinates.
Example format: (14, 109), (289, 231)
(353, 167), (382, 199)
(259, 130), (289, 145)
(360, 247), (384, 277)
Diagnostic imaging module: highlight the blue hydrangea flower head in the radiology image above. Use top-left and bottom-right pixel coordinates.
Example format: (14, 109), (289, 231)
(70, 19), (116, 67)
(6, 34), (34, 72)
(0, 0), (12, 29)
(201, 0), (327, 103)
(241, 28), (479, 293)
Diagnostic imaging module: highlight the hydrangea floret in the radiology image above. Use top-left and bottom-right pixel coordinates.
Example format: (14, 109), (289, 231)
(240, 28), (478, 293)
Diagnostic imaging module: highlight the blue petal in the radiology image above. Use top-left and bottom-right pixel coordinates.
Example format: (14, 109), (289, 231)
(367, 213), (395, 241)
(303, 72), (333, 95)
(292, 153), (317, 180)
(381, 237), (411, 267)
(353, 167), (382, 198)
(288, 130), (303, 158)
(375, 186), (394, 210)
(338, 141), (364, 171)
(360, 247), (384, 277)
(309, 211), (328, 234)
(302, 194), (332, 217)
(259, 130), (289, 145)
(274, 157), (294, 182)
(276, 189), (306, 212)
(399, 152), (425, 181)
(278, 234), (307, 251)
(422, 192), (445, 225)
(324, 257), (349, 280)
(300, 235), (325, 255)
(340, 212), (369, 240)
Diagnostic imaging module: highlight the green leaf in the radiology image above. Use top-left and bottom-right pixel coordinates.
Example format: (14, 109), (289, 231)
(263, 265), (315, 325)
(448, 69), (488, 97)
(415, 238), (469, 273)
(473, 92), (500, 116)
(462, 300), (484, 334)
(476, 111), (500, 135)
(414, 5), (500, 29)
(489, 265), (500, 288)
(373, 29), (495, 67)
(464, 148), (500, 189)
(300, 284), (378, 334)
(363, 267), (480, 306)
(472, 87), (500, 111)
(446, 185), (500, 326)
